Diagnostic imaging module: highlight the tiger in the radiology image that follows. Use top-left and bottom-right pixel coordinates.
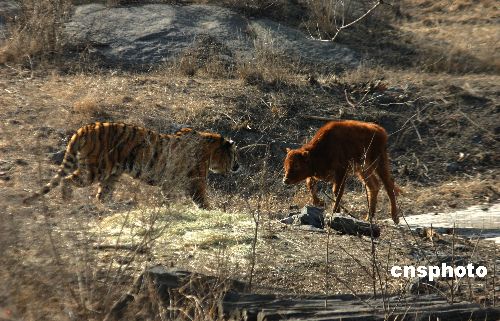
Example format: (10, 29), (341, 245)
(23, 122), (240, 208)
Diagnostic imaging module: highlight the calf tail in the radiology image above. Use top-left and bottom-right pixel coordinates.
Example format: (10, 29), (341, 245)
(376, 148), (399, 224)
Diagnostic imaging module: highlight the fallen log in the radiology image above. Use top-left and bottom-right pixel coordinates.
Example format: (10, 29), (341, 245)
(104, 266), (500, 321)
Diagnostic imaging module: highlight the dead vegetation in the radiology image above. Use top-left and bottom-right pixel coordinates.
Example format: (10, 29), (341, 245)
(0, 0), (499, 320)
(0, 0), (72, 65)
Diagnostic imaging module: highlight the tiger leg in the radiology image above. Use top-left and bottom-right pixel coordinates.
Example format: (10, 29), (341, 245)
(61, 178), (73, 201)
(96, 174), (120, 202)
(187, 178), (210, 209)
(61, 171), (81, 200)
(61, 168), (95, 200)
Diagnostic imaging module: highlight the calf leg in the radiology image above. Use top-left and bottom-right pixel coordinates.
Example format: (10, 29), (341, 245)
(358, 171), (380, 221)
(332, 170), (347, 213)
(306, 177), (325, 207)
(188, 179), (210, 209)
(376, 162), (399, 224)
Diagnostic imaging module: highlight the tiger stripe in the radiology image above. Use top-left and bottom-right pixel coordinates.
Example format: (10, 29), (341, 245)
(23, 122), (239, 208)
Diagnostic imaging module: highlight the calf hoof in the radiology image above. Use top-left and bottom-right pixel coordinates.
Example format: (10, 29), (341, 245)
(313, 200), (326, 208)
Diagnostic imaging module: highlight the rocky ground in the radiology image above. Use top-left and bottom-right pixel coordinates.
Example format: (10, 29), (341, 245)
(0, 0), (499, 320)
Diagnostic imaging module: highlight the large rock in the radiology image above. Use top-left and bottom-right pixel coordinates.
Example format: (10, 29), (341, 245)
(64, 3), (360, 70)
(65, 4), (251, 68)
(250, 19), (360, 70)
(0, 1), (18, 40)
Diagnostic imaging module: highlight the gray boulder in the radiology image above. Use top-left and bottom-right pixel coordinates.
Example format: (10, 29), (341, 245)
(281, 206), (325, 228)
(249, 19), (360, 70)
(64, 3), (360, 70)
(65, 4), (252, 68)
(0, 1), (19, 40)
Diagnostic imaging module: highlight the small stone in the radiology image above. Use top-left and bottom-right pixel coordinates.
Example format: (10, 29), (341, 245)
(116, 256), (133, 265)
(299, 206), (325, 228)
(407, 276), (437, 295)
(49, 150), (65, 164)
(280, 216), (295, 225)
(445, 162), (461, 173)
(122, 96), (134, 103)
(15, 159), (28, 166)
(471, 135), (482, 144)
(453, 244), (468, 252)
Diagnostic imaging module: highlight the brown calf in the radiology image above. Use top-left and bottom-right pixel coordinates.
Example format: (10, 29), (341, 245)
(283, 120), (399, 224)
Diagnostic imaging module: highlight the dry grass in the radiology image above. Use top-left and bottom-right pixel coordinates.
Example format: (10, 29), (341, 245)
(399, 0), (499, 74)
(197, 0), (288, 18)
(119, 270), (233, 321)
(0, 204), (238, 320)
(73, 96), (100, 115)
(301, 0), (393, 40)
(166, 30), (300, 84)
(237, 31), (300, 87)
(1, 130), (242, 320)
(405, 24), (499, 74)
(168, 35), (236, 79)
(0, 0), (72, 65)
(97, 205), (255, 266)
(0, 0), (499, 319)
(411, 178), (500, 212)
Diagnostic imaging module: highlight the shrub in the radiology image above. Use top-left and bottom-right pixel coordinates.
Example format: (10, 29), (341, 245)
(0, 0), (72, 65)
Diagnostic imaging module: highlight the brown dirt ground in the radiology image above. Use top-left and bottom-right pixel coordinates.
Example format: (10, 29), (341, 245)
(1, 0), (499, 320)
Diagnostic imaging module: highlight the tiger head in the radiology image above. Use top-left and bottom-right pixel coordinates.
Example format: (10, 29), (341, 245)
(209, 136), (240, 174)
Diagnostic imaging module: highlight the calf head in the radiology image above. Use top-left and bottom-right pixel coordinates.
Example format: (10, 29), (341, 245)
(283, 148), (311, 184)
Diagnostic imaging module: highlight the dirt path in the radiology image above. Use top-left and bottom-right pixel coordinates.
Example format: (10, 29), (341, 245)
(402, 203), (500, 243)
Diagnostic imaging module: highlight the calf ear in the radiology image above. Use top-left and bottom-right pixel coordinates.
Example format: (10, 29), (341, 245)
(302, 150), (310, 159)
